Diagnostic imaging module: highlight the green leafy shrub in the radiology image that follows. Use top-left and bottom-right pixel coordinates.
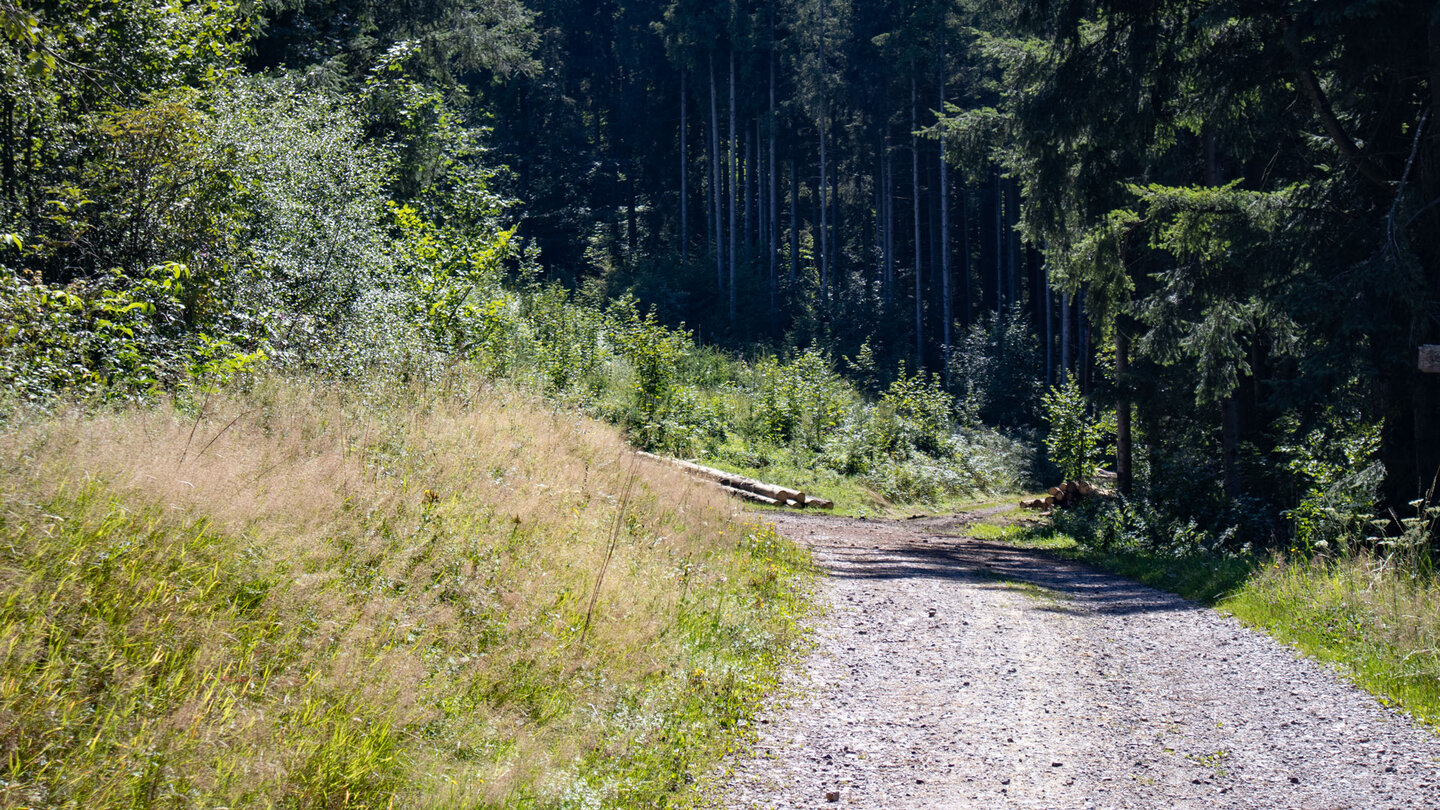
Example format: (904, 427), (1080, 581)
(1279, 416), (1383, 556)
(1041, 373), (1111, 482)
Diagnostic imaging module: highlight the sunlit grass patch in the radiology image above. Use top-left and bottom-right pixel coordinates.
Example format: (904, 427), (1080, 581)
(1223, 557), (1440, 726)
(0, 376), (815, 808)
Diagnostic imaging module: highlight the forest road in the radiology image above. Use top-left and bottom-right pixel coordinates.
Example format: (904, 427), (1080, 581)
(710, 511), (1440, 809)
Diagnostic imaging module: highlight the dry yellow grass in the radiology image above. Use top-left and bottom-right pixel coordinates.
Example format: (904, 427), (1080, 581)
(0, 376), (812, 808)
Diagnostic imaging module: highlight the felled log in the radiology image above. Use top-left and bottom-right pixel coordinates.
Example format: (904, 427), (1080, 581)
(639, 451), (822, 510)
(719, 484), (781, 506)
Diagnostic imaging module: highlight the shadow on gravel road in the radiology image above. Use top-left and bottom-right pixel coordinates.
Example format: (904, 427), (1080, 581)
(825, 535), (1198, 618)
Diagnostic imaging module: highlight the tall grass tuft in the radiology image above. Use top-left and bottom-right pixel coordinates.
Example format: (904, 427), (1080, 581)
(0, 375), (813, 808)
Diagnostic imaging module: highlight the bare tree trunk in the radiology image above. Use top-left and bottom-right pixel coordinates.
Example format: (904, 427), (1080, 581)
(1060, 291), (1072, 377)
(789, 157), (799, 285)
(1116, 328), (1132, 493)
(729, 50), (737, 324)
(680, 68), (687, 262)
(1007, 177), (1021, 308)
(1205, 128), (1241, 498)
(745, 125), (753, 262)
(912, 77), (923, 364)
(958, 182), (969, 323)
(875, 135), (887, 305)
(710, 54), (723, 296)
(817, 0), (829, 301)
(939, 82), (951, 387)
(769, 30), (778, 316)
(993, 166), (1004, 310)
(1044, 258), (1053, 386)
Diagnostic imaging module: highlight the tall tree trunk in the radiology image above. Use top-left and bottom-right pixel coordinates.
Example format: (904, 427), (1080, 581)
(1061, 291), (1072, 376)
(993, 166), (1004, 310)
(875, 135), (887, 305)
(789, 157), (799, 285)
(1007, 177), (1021, 307)
(940, 81), (952, 387)
(729, 50), (738, 324)
(627, 164), (637, 260)
(1116, 328), (1132, 494)
(1044, 258), (1053, 386)
(745, 125), (753, 262)
(710, 54), (723, 296)
(817, 0), (828, 301)
(680, 68), (687, 262)
(768, 30), (778, 317)
(1205, 128), (1242, 498)
(959, 183), (970, 323)
(912, 77), (923, 364)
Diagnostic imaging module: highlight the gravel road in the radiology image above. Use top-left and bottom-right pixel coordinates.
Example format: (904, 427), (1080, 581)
(711, 511), (1440, 809)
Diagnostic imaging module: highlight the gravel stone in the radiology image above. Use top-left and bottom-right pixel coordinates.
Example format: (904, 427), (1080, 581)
(708, 512), (1440, 809)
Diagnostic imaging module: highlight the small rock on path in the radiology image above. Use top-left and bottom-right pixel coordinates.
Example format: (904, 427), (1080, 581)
(710, 512), (1440, 809)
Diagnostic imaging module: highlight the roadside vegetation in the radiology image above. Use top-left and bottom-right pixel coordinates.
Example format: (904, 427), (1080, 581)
(0, 376), (813, 807)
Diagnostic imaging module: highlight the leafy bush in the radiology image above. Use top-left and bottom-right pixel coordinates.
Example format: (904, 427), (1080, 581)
(213, 76), (401, 373)
(1279, 416), (1383, 556)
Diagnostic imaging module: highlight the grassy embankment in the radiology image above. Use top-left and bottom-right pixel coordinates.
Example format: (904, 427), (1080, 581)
(0, 377), (813, 808)
(970, 506), (1440, 727)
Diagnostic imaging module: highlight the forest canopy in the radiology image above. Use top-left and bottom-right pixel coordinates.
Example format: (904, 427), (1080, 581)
(4, 0), (1440, 550)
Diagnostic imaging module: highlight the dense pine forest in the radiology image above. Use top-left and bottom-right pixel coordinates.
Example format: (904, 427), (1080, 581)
(7, 0), (1440, 545)
(4, 1), (1440, 806)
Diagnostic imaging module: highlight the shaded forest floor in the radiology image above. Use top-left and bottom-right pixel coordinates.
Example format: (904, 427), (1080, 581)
(705, 508), (1440, 809)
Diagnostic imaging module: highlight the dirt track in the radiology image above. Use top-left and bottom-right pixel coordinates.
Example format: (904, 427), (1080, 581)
(712, 511), (1440, 809)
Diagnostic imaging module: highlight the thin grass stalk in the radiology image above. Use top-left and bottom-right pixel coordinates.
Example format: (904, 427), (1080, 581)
(578, 453), (640, 650)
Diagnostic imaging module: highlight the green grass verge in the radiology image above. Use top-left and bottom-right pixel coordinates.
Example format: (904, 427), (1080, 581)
(982, 508), (1440, 726)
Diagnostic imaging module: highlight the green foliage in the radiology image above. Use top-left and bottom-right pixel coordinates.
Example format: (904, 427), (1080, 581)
(1040, 373), (1110, 482)
(212, 76), (399, 372)
(750, 349), (851, 451)
(1279, 416), (1383, 556)
(952, 305), (1044, 426)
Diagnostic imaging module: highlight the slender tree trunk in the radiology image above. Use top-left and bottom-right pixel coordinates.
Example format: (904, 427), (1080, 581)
(710, 54), (723, 296)
(817, 0), (828, 301)
(939, 82), (951, 387)
(1116, 328), (1132, 494)
(729, 50), (737, 324)
(875, 135), (887, 305)
(993, 166), (1004, 310)
(875, 149), (884, 297)
(680, 68), (687, 262)
(912, 77), (923, 364)
(790, 157), (799, 285)
(769, 32), (778, 316)
(745, 126), (753, 262)
(1060, 291), (1072, 376)
(959, 183), (970, 323)
(627, 165), (637, 260)
(2, 95), (13, 212)
(1009, 178), (1021, 307)
(1204, 128), (1242, 498)
(1044, 258), (1053, 386)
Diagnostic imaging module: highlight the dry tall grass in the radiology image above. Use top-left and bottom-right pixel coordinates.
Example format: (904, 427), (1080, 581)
(0, 377), (811, 808)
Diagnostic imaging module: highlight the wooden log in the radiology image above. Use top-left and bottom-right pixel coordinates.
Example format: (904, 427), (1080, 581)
(644, 454), (804, 503)
(639, 451), (814, 508)
(803, 495), (834, 510)
(719, 484), (781, 506)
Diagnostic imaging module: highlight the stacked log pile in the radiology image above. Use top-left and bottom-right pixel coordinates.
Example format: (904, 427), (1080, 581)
(639, 452), (834, 510)
(1020, 480), (1112, 510)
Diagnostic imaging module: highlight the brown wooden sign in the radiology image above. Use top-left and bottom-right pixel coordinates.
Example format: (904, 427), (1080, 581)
(1421, 345), (1440, 373)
